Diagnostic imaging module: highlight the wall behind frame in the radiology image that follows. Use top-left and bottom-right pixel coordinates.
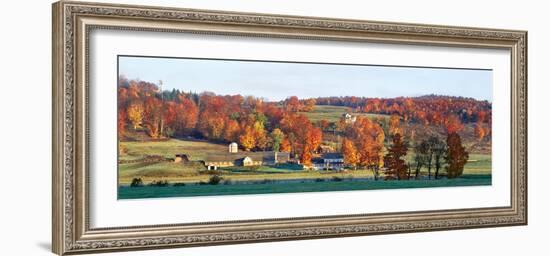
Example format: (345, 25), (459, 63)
(0, 0), (547, 255)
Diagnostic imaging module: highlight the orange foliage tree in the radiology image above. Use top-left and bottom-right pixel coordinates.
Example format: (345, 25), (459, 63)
(444, 114), (464, 134)
(174, 97), (198, 135)
(280, 113), (322, 166)
(223, 119), (240, 142)
(342, 138), (359, 170)
(474, 122), (486, 141)
(302, 98), (316, 112)
(283, 96), (301, 112)
(143, 97), (163, 138)
(388, 114), (401, 136)
(280, 137), (291, 153)
(345, 117), (385, 180)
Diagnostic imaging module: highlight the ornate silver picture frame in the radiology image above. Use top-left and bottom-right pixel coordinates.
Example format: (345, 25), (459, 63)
(52, 1), (527, 255)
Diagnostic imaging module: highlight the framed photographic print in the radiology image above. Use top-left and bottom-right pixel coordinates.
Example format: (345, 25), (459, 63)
(52, 1), (527, 255)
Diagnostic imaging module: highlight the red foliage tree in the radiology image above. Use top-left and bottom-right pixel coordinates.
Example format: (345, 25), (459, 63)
(284, 96), (301, 112)
(444, 114), (464, 134)
(384, 133), (409, 180)
(117, 108), (127, 140)
(445, 133), (469, 178)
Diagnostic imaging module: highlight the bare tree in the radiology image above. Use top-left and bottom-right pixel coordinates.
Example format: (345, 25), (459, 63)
(432, 140), (447, 179)
(413, 140), (430, 179)
(426, 136), (446, 180)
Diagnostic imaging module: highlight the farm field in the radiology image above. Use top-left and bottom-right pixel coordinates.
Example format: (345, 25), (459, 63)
(118, 138), (491, 194)
(300, 105), (389, 123)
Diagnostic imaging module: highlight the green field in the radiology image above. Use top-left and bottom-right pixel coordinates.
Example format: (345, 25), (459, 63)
(299, 105), (389, 123)
(119, 174), (491, 199)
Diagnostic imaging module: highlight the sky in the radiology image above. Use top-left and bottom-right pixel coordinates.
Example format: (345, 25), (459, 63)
(118, 56), (493, 102)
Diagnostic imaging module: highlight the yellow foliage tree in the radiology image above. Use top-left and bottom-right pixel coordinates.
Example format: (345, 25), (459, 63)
(239, 126), (256, 151)
(127, 103), (144, 129)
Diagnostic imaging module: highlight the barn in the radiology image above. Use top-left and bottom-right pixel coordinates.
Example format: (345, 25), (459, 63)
(202, 151), (290, 170)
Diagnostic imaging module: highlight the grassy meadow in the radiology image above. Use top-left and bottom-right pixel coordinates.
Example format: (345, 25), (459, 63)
(118, 138), (491, 188)
(300, 105), (389, 123)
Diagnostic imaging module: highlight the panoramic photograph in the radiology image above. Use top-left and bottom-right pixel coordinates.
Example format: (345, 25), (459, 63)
(117, 56), (492, 199)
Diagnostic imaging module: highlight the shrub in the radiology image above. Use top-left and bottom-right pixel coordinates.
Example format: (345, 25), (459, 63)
(331, 176), (343, 182)
(173, 182), (186, 187)
(208, 175), (222, 185)
(149, 180), (169, 187)
(130, 177), (143, 187)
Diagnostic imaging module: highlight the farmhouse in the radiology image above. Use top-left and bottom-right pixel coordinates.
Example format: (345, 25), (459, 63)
(237, 156), (254, 166)
(342, 113), (357, 124)
(203, 151), (290, 170)
(319, 145), (335, 153)
(312, 153), (345, 171)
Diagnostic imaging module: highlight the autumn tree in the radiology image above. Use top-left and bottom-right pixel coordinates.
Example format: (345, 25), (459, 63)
(476, 110), (487, 123)
(175, 97), (198, 135)
(444, 114), (464, 135)
(300, 126), (322, 165)
(345, 117), (385, 180)
(388, 114), (401, 136)
(316, 95), (491, 128)
(446, 133), (469, 178)
(162, 102), (177, 126)
(252, 120), (268, 150)
(284, 96), (301, 112)
(127, 103), (144, 129)
(474, 122), (486, 141)
(280, 137), (291, 153)
(223, 119), (240, 142)
(342, 139), (359, 170)
(270, 128), (284, 152)
(317, 119), (330, 131)
(302, 98), (316, 112)
(384, 133), (409, 180)
(280, 113), (322, 166)
(142, 96), (164, 138)
(197, 96), (226, 140)
(117, 108), (127, 140)
(239, 126), (256, 151)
